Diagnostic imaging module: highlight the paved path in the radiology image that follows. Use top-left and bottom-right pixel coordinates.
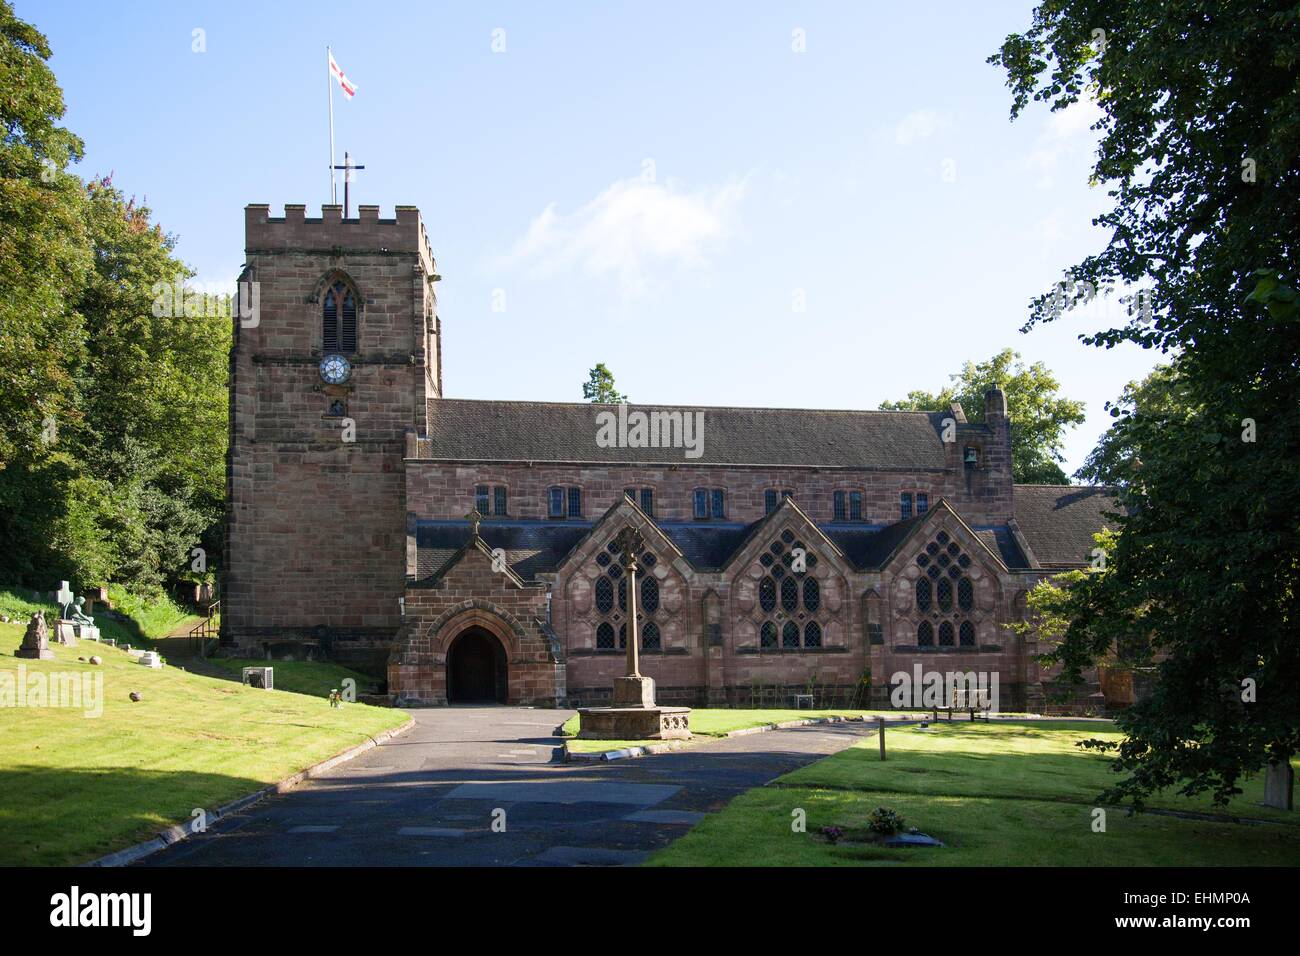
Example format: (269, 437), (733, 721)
(143, 707), (879, 867)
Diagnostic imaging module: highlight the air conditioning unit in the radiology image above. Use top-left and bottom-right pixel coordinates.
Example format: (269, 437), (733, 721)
(242, 666), (274, 690)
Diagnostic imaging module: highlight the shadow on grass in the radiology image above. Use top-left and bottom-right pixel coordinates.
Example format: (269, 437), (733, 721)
(0, 764), (269, 867)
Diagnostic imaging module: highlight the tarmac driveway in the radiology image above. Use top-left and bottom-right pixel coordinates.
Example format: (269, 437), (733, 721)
(143, 707), (878, 867)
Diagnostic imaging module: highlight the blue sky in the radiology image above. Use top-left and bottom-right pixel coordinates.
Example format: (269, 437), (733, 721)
(23, 0), (1162, 476)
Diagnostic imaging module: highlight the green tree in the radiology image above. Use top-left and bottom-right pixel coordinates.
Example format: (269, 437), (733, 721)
(879, 348), (1085, 484)
(582, 362), (627, 404)
(0, 0), (90, 469)
(992, 2), (1300, 808)
(1076, 363), (1190, 487)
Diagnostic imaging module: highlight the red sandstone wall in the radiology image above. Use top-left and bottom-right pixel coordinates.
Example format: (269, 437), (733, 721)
(224, 205), (437, 668)
(404, 460), (1010, 528)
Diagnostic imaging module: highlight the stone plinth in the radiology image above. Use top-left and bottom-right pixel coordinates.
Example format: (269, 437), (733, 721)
(576, 705), (692, 740)
(612, 675), (656, 708)
(54, 620), (78, 646)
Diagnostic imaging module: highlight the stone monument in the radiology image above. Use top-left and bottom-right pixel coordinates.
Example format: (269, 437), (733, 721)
(16, 611), (55, 660)
(68, 596), (100, 642)
(577, 526), (691, 740)
(53, 580), (78, 645)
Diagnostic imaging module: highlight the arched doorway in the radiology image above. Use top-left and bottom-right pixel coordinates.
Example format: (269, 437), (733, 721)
(447, 627), (507, 703)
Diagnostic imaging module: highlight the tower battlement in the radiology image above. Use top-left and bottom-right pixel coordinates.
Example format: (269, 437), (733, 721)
(244, 203), (434, 272)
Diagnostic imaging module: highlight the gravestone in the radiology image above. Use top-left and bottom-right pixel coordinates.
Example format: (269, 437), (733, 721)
(1264, 760), (1294, 811)
(138, 651), (162, 669)
(16, 611), (55, 660)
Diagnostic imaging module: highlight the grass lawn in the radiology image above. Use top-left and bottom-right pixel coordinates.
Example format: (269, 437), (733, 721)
(561, 708), (915, 754)
(0, 619), (408, 866)
(647, 720), (1300, 866)
(207, 658), (384, 698)
(0, 586), (198, 650)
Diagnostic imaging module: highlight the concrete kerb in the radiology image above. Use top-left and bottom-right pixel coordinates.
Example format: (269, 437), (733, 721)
(83, 716), (416, 867)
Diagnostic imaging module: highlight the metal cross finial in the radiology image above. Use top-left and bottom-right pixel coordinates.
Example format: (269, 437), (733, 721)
(331, 151), (366, 217)
(465, 507), (483, 537)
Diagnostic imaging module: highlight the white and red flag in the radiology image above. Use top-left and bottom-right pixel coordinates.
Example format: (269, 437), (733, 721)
(328, 51), (357, 99)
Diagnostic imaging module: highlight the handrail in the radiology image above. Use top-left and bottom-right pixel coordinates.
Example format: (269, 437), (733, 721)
(187, 600), (220, 657)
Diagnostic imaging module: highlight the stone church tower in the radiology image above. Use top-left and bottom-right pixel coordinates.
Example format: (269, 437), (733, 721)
(223, 204), (440, 671)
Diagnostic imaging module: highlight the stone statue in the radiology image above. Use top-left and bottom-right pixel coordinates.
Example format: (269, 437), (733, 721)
(69, 596), (95, 626)
(16, 611), (54, 660)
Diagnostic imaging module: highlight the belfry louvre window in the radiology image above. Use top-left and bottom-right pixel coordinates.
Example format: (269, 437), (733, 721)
(322, 281), (357, 353)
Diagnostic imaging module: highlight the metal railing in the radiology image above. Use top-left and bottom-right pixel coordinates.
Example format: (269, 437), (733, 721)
(187, 600), (220, 657)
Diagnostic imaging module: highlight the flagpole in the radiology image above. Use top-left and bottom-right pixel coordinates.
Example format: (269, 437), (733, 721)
(327, 46), (337, 205)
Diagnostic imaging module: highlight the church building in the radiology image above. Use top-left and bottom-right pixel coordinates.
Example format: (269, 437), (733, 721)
(223, 203), (1115, 711)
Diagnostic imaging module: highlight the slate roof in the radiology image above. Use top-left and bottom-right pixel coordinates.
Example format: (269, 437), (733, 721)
(420, 399), (953, 469)
(658, 522), (754, 571)
(413, 522), (589, 583)
(412, 514), (1041, 581)
(1012, 484), (1120, 568)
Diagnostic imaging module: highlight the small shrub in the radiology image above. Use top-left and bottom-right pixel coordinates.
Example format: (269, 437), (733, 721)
(820, 825), (844, 844)
(867, 806), (906, 835)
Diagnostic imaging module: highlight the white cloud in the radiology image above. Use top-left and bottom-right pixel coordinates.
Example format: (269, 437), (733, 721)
(1024, 95), (1104, 188)
(501, 175), (747, 296)
(894, 109), (948, 146)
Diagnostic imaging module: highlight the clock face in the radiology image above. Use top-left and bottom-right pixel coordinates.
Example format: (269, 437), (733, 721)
(319, 354), (352, 385)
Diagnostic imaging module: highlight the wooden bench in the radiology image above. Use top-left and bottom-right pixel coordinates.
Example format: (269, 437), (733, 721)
(933, 685), (992, 722)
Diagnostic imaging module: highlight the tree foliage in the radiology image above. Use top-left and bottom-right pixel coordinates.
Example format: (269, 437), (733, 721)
(582, 362), (628, 404)
(0, 0), (90, 469)
(992, 1), (1300, 807)
(879, 348), (1086, 483)
(0, 4), (229, 596)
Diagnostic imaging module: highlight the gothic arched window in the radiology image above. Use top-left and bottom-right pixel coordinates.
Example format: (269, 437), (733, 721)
(322, 279), (358, 353)
(641, 577), (659, 614)
(918, 621), (934, 646)
(595, 577), (613, 614)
